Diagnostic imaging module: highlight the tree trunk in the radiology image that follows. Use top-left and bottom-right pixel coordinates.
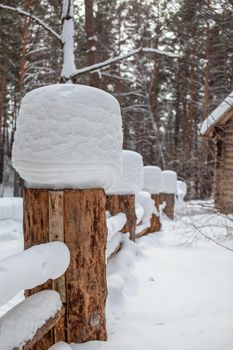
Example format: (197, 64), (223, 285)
(85, 0), (99, 87)
(0, 53), (8, 191)
(24, 188), (108, 348)
(106, 194), (136, 241)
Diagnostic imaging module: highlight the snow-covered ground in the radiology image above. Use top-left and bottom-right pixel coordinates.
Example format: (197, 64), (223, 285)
(1, 198), (233, 349)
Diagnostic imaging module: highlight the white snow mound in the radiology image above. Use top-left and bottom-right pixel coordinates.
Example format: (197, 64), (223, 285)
(177, 180), (187, 198)
(161, 170), (177, 194)
(12, 84), (123, 190)
(107, 150), (143, 194)
(143, 166), (162, 194)
(0, 290), (62, 350)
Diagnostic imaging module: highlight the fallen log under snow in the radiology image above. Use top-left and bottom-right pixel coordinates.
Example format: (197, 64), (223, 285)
(0, 290), (62, 350)
(0, 242), (70, 306)
(107, 212), (126, 241)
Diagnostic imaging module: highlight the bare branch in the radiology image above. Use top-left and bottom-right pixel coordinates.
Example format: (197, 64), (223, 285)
(0, 4), (61, 42)
(72, 47), (179, 79)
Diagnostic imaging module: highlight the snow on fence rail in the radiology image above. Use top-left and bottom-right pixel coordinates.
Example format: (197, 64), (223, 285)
(0, 242), (70, 350)
(0, 291), (62, 350)
(106, 191), (160, 261)
(106, 212), (126, 261)
(0, 242), (70, 306)
(135, 191), (158, 238)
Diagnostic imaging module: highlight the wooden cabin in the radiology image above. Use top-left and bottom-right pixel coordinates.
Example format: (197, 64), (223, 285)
(201, 91), (233, 214)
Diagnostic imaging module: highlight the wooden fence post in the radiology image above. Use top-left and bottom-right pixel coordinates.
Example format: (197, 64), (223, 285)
(106, 194), (136, 241)
(106, 150), (143, 242)
(24, 188), (108, 347)
(160, 170), (177, 220)
(12, 84), (123, 348)
(160, 192), (175, 220)
(143, 166), (162, 232)
(150, 194), (161, 231)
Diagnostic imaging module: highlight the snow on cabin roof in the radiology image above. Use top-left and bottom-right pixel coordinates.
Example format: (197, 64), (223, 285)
(200, 91), (233, 137)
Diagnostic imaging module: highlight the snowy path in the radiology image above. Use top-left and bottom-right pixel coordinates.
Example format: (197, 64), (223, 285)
(86, 203), (233, 350)
(105, 238), (233, 350)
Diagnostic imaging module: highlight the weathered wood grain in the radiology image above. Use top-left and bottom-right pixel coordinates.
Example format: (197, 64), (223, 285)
(160, 193), (175, 220)
(106, 194), (136, 241)
(64, 189), (108, 343)
(23, 188), (108, 347)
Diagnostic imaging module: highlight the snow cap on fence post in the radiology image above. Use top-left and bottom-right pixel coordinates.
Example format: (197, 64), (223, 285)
(143, 166), (162, 194)
(176, 180), (187, 199)
(107, 150), (143, 195)
(12, 84), (123, 190)
(161, 170), (177, 194)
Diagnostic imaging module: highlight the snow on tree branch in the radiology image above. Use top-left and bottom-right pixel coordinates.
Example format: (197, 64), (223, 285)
(0, 4), (61, 42)
(61, 0), (77, 81)
(72, 47), (179, 79)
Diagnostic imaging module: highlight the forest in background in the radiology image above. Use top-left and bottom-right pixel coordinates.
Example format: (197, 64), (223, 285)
(0, 0), (232, 198)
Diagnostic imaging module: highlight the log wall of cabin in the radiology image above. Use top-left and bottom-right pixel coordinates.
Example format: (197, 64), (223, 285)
(214, 110), (233, 214)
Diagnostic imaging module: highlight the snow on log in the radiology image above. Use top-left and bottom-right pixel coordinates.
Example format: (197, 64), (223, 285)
(135, 203), (145, 224)
(107, 150), (143, 194)
(0, 242), (70, 306)
(136, 192), (162, 235)
(143, 166), (162, 194)
(12, 84), (123, 190)
(107, 213), (126, 241)
(106, 213), (126, 261)
(136, 191), (156, 226)
(107, 232), (123, 261)
(161, 170), (177, 194)
(0, 290), (62, 350)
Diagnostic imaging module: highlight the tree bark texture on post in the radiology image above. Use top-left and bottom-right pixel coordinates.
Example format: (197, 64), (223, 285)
(106, 194), (136, 241)
(160, 193), (175, 220)
(24, 188), (108, 349)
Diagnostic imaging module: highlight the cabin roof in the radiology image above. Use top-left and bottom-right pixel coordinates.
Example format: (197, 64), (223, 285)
(200, 91), (233, 137)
